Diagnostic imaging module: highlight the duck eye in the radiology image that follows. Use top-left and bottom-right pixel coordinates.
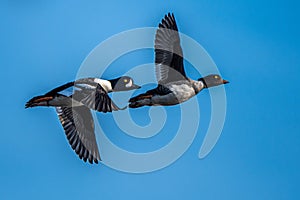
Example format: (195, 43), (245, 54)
(124, 79), (128, 83)
(125, 79), (133, 88)
(214, 75), (218, 79)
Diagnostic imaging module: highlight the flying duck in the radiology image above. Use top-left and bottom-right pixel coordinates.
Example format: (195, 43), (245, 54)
(129, 13), (229, 108)
(26, 76), (140, 164)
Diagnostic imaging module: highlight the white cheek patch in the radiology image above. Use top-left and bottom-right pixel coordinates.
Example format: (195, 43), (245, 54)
(125, 79), (133, 88)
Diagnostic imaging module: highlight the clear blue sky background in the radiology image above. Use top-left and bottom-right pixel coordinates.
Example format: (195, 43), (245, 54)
(1, 0), (299, 199)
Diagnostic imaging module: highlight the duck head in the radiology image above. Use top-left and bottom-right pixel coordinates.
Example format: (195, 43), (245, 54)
(198, 74), (229, 88)
(110, 76), (141, 92)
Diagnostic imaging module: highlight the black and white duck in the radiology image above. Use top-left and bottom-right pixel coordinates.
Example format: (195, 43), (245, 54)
(26, 76), (140, 164)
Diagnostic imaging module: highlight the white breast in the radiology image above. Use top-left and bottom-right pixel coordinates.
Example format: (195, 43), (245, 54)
(168, 84), (196, 103)
(93, 78), (112, 92)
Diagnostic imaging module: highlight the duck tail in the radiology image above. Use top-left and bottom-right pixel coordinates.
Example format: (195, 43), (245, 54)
(128, 101), (144, 108)
(25, 95), (53, 108)
(129, 94), (152, 102)
(128, 94), (153, 108)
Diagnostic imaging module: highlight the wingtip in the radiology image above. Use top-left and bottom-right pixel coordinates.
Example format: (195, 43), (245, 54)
(85, 157), (100, 164)
(166, 12), (174, 18)
(171, 13), (175, 20)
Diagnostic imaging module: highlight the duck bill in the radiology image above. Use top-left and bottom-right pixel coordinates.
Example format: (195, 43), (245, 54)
(223, 80), (229, 84)
(132, 84), (141, 89)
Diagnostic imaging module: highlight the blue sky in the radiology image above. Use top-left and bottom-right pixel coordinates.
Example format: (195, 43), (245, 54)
(1, 0), (299, 199)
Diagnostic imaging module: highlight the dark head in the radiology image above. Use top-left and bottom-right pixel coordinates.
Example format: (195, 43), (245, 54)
(109, 76), (141, 92)
(198, 74), (229, 88)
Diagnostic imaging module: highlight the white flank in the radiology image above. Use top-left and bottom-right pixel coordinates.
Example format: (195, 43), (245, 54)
(169, 84), (196, 103)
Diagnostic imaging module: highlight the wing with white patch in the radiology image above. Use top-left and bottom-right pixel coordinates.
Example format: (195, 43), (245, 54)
(44, 78), (124, 113)
(56, 106), (100, 164)
(72, 82), (125, 113)
(155, 13), (187, 84)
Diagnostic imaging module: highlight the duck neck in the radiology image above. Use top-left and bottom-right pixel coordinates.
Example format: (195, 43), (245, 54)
(191, 79), (206, 94)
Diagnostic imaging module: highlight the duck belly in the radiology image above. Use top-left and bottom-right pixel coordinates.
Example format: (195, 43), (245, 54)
(151, 85), (195, 105)
(151, 93), (179, 105)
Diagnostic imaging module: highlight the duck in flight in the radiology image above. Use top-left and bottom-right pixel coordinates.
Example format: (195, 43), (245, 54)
(26, 76), (140, 164)
(129, 13), (229, 108)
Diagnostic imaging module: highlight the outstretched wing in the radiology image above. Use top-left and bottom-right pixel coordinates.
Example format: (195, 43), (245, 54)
(73, 82), (125, 113)
(44, 78), (125, 113)
(155, 13), (187, 84)
(56, 106), (101, 164)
